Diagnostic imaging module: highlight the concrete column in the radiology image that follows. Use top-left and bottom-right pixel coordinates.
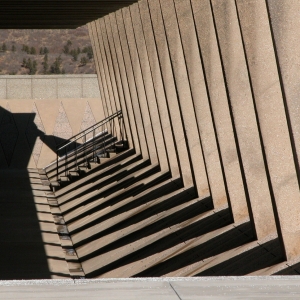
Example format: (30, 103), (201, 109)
(174, 0), (227, 209)
(93, 20), (115, 118)
(121, 7), (159, 165)
(128, 3), (170, 172)
(105, 13), (143, 155)
(138, 0), (181, 181)
(210, 0), (277, 238)
(92, 21), (117, 137)
(235, 0), (300, 259)
(100, 17), (135, 149)
(190, 0), (248, 223)
(155, 0), (210, 198)
(159, 0), (212, 199)
(110, 11), (149, 159)
(89, 21), (111, 118)
(98, 18), (121, 113)
(95, 19), (124, 142)
(267, 0), (300, 178)
(147, 0), (204, 195)
(88, 22), (109, 118)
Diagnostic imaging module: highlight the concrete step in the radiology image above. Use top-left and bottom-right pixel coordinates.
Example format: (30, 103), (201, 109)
(54, 149), (136, 198)
(74, 187), (198, 259)
(63, 167), (170, 226)
(66, 177), (184, 233)
(100, 208), (231, 278)
(0, 169), (70, 280)
(45, 132), (113, 177)
(59, 162), (158, 213)
(57, 156), (147, 205)
(80, 196), (213, 277)
(46, 136), (118, 180)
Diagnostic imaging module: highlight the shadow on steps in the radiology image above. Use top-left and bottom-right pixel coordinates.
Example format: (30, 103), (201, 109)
(69, 177), (185, 238)
(198, 237), (284, 276)
(55, 150), (140, 198)
(64, 168), (171, 228)
(83, 198), (233, 277)
(77, 194), (213, 263)
(59, 158), (151, 205)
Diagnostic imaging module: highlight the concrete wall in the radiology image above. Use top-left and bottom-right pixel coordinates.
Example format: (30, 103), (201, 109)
(88, 0), (300, 264)
(0, 98), (104, 168)
(0, 75), (100, 99)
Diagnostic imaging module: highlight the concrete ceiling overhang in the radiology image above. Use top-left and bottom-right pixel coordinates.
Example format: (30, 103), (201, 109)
(0, 1), (138, 29)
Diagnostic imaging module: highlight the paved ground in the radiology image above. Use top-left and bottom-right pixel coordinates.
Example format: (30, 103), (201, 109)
(1, 277), (300, 299)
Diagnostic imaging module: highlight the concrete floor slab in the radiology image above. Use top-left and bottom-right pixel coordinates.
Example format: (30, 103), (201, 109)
(1, 277), (300, 299)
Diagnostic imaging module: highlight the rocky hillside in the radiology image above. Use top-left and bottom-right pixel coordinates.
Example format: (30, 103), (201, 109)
(0, 26), (96, 75)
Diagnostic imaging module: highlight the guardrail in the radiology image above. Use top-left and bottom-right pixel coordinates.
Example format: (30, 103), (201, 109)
(55, 110), (126, 181)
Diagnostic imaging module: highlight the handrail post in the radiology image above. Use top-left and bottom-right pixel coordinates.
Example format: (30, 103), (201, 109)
(93, 128), (95, 162)
(56, 148), (59, 182)
(75, 140), (78, 171)
(53, 111), (123, 179)
(65, 147), (67, 177)
(83, 133), (87, 167)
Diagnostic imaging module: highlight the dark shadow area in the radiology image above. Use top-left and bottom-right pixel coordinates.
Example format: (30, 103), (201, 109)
(74, 185), (199, 248)
(0, 107), (69, 279)
(275, 262), (300, 275)
(198, 238), (284, 276)
(84, 197), (227, 277)
(61, 158), (152, 206)
(71, 177), (185, 233)
(55, 149), (139, 198)
(61, 164), (164, 219)
(66, 169), (173, 229)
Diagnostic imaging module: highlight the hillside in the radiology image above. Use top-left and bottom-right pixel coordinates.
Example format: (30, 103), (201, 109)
(0, 26), (96, 75)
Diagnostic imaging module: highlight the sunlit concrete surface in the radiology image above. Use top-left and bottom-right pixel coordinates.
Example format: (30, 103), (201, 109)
(0, 75), (101, 100)
(1, 277), (300, 299)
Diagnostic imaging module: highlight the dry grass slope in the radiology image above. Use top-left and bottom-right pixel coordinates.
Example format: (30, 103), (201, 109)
(0, 26), (95, 75)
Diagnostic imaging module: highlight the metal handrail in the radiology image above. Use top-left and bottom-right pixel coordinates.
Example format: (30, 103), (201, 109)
(56, 110), (122, 151)
(55, 110), (126, 181)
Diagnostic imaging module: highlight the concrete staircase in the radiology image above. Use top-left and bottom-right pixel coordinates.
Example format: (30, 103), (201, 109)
(41, 142), (285, 278)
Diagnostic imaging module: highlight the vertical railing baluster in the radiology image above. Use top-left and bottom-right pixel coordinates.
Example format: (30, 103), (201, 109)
(54, 111), (121, 181)
(83, 133), (87, 168)
(93, 128), (95, 162)
(56, 147), (59, 182)
(75, 140), (78, 171)
(65, 147), (67, 177)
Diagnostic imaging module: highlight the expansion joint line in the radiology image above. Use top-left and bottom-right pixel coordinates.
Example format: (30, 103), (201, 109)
(169, 282), (183, 300)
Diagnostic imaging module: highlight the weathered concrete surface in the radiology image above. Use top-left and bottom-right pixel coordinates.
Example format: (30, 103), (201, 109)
(0, 98), (104, 168)
(88, 23), (109, 118)
(267, 0), (300, 177)
(97, 18), (133, 147)
(174, 0), (227, 209)
(0, 75), (101, 99)
(122, 7), (159, 164)
(111, 11), (149, 159)
(236, 0), (300, 260)
(146, 0), (203, 193)
(160, 0), (209, 198)
(190, 0), (246, 223)
(211, 0), (277, 239)
(138, 0), (180, 179)
(130, 3), (169, 172)
(2, 277), (300, 299)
